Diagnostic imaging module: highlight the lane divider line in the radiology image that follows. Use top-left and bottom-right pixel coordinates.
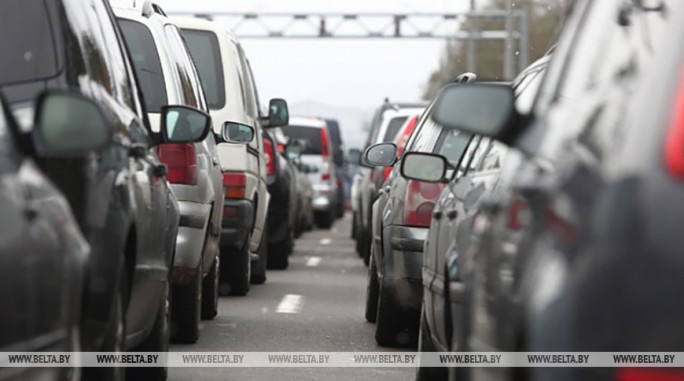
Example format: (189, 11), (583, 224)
(305, 257), (322, 267)
(276, 294), (303, 314)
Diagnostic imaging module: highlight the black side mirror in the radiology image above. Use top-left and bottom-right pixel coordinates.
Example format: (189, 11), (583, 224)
(32, 91), (113, 156)
(160, 105), (211, 143)
(400, 152), (448, 183)
(362, 143), (397, 167)
(346, 148), (363, 165)
(222, 122), (255, 144)
(264, 98), (289, 128)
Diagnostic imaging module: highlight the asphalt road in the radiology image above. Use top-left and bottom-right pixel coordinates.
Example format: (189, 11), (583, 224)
(169, 214), (414, 381)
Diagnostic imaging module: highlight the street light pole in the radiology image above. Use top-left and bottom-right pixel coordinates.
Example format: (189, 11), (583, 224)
(466, 0), (477, 73)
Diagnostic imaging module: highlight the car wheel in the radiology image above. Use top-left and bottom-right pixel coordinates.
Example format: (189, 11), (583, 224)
(251, 225), (268, 284)
(83, 269), (127, 381)
(315, 209), (334, 229)
(128, 279), (170, 381)
(351, 211), (357, 239)
(375, 275), (418, 348)
(219, 234), (251, 296)
(417, 303), (448, 381)
(268, 225), (292, 270)
(364, 251), (379, 323)
(201, 255), (219, 320)
(171, 261), (201, 344)
(361, 230), (372, 266)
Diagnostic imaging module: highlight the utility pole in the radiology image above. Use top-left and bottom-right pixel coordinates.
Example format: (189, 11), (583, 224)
(466, 0), (477, 74)
(504, 0), (515, 79)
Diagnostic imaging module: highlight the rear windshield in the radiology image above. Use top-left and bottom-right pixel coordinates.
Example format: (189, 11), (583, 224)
(119, 19), (167, 113)
(282, 125), (323, 155)
(382, 116), (408, 142)
(180, 29), (226, 109)
(0, 0), (59, 86)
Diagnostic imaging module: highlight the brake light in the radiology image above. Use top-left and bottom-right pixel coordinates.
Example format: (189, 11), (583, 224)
(404, 180), (444, 227)
(321, 160), (331, 181)
(617, 368), (684, 381)
(278, 144), (285, 153)
(263, 138), (275, 176)
(507, 198), (528, 231)
(665, 66), (684, 179)
(157, 144), (197, 185)
(223, 172), (246, 199)
(383, 166), (393, 182)
(320, 128), (330, 157)
(396, 115), (419, 157)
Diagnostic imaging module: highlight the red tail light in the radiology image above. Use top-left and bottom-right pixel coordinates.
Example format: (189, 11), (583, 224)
(223, 172), (246, 199)
(278, 144), (285, 153)
(383, 166), (393, 182)
(263, 138), (275, 176)
(404, 180), (444, 227)
(617, 369), (684, 381)
(322, 172), (331, 181)
(396, 115), (419, 157)
(157, 144), (197, 185)
(665, 66), (684, 179)
(507, 198), (529, 231)
(320, 128), (330, 157)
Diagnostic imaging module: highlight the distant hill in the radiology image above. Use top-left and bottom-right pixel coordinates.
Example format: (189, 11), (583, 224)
(289, 100), (373, 150)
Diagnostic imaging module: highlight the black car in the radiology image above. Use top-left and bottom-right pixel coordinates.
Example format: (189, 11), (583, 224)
(263, 129), (298, 269)
(324, 118), (347, 218)
(0, 93), (100, 381)
(0, 1), (211, 380)
(429, 1), (681, 380)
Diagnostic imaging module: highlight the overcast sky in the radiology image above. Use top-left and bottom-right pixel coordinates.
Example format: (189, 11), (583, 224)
(161, 0), (473, 108)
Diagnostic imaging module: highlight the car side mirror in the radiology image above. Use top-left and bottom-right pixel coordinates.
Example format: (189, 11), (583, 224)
(33, 91), (113, 156)
(400, 152), (447, 183)
(363, 143), (397, 167)
(222, 122), (255, 144)
(264, 98), (289, 128)
(346, 148), (363, 165)
(161, 105), (211, 143)
(432, 83), (519, 144)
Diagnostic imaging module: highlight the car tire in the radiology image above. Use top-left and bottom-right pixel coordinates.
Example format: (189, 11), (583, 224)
(250, 225), (268, 284)
(316, 209), (334, 229)
(128, 279), (170, 381)
(364, 252), (379, 323)
(268, 225), (292, 270)
(361, 230), (372, 266)
(201, 255), (219, 320)
(219, 234), (251, 296)
(83, 269), (127, 381)
(417, 303), (448, 381)
(375, 275), (418, 348)
(351, 211), (357, 239)
(170, 261), (201, 344)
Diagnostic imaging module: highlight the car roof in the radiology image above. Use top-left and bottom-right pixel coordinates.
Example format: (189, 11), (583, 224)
(288, 116), (328, 128)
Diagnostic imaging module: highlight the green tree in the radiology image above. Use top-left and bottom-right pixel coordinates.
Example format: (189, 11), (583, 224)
(423, 0), (567, 99)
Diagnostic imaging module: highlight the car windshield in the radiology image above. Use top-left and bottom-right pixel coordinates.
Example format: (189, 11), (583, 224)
(119, 19), (168, 113)
(282, 125), (323, 155)
(0, 0), (59, 86)
(181, 29), (226, 109)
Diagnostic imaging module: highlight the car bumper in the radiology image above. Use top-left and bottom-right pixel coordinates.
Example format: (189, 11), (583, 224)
(381, 224), (428, 310)
(221, 199), (254, 250)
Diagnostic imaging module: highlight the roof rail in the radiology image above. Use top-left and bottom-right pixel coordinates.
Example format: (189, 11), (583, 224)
(109, 0), (153, 17)
(151, 3), (167, 16)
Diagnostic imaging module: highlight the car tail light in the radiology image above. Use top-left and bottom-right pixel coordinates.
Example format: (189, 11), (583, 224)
(404, 180), (444, 227)
(396, 115), (419, 157)
(263, 138), (275, 176)
(157, 144), (197, 185)
(223, 172), (246, 199)
(320, 128), (330, 158)
(383, 166), (392, 182)
(507, 198), (529, 231)
(665, 66), (684, 179)
(278, 144), (285, 153)
(617, 369), (684, 381)
(321, 157), (331, 181)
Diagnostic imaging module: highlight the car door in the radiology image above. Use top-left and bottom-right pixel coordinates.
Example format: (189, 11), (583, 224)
(0, 101), (65, 351)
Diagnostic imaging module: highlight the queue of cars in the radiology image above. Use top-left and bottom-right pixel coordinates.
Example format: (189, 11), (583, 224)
(356, 0), (684, 380)
(0, 0), (343, 380)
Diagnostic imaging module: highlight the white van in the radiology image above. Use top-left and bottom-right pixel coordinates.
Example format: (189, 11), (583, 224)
(173, 17), (289, 295)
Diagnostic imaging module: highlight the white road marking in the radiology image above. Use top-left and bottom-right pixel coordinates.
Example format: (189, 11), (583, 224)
(320, 238), (332, 245)
(306, 257), (322, 267)
(276, 294), (304, 314)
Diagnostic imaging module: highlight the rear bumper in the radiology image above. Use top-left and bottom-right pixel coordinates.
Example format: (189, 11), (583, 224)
(380, 224), (428, 311)
(171, 201), (211, 284)
(221, 199), (254, 250)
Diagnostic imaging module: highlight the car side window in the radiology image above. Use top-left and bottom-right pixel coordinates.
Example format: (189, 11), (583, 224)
(237, 46), (259, 120)
(455, 136), (483, 176)
(479, 141), (508, 172)
(165, 25), (200, 108)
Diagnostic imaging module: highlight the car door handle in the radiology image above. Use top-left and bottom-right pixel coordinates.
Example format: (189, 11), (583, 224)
(213, 157), (219, 166)
(433, 210), (443, 220)
(24, 204), (38, 222)
(447, 209), (459, 220)
(384, 186), (391, 193)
